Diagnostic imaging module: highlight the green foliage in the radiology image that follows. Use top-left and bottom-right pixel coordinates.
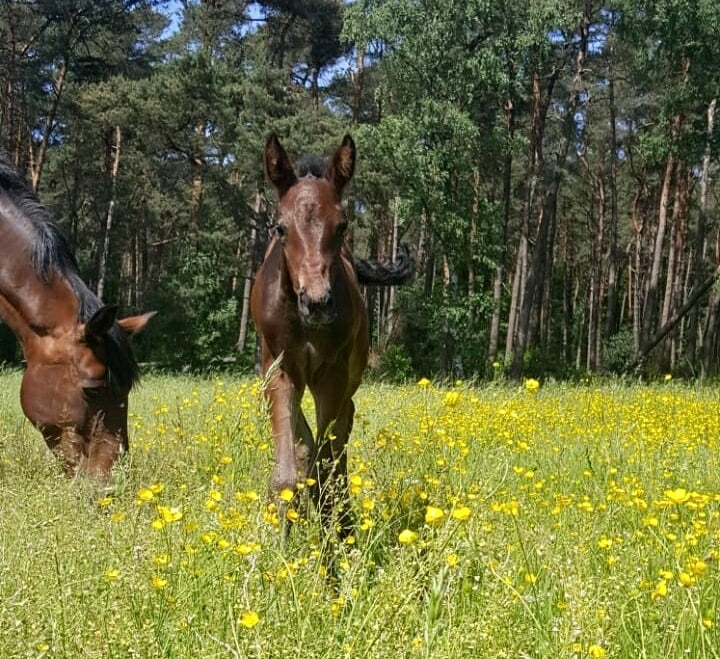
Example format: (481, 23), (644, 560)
(376, 344), (414, 382)
(603, 328), (636, 375)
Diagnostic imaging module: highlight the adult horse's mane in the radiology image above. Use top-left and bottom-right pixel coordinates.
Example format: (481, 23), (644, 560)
(0, 155), (139, 393)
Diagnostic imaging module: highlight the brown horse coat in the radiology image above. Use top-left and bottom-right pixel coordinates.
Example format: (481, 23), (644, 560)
(252, 134), (411, 534)
(0, 156), (153, 479)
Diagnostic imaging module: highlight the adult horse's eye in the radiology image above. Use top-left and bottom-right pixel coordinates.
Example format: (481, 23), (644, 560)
(337, 221), (348, 236)
(275, 224), (287, 239)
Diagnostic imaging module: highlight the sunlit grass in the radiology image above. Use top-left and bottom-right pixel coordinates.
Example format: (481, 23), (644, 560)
(2, 371), (720, 657)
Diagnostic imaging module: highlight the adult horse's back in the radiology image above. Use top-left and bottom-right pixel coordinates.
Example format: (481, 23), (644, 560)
(252, 133), (411, 535)
(0, 156), (154, 479)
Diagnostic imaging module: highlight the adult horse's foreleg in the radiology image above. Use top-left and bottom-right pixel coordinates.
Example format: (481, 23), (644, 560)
(46, 428), (85, 478)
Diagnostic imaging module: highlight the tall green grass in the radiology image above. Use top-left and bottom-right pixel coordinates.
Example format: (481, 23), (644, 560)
(1, 372), (720, 657)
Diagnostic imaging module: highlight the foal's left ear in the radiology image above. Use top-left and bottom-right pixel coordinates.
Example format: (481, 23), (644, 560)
(116, 310), (157, 335)
(327, 134), (356, 194)
(84, 305), (119, 341)
(265, 133), (297, 197)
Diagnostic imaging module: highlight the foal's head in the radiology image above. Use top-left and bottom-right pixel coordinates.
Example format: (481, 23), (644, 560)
(264, 133), (355, 326)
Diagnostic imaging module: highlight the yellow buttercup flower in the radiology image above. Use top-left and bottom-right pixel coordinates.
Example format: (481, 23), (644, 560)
(398, 529), (418, 545)
(240, 610), (260, 629)
(452, 505), (471, 521)
(665, 488), (690, 504)
(151, 575), (168, 590)
(425, 505), (445, 524)
(104, 568), (120, 581)
(651, 579), (668, 601)
(136, 488), (155, 503)
(417, 377), (431, 388)
(279, 488), (294, 502)
(524, 378), (540, 393)
(444, 391), (460, 407)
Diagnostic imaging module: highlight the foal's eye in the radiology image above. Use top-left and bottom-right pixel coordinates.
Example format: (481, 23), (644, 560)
(275, 224), (287, 239)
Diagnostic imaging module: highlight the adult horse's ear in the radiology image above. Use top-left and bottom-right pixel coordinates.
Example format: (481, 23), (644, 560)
(116, 310), (157, 335)
(327, 134), (356, 194)
(84, 305), (119, 341)
(265, 133), (297, 196)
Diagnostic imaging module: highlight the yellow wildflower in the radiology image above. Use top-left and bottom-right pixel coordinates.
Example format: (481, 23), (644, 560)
(452, 505), (471, 521)
(104, 568), (120, 581)
(665, 488), (690, 504)
(524, 378), (540, 393)
(240, 610), (260, 629)
(425, 505), (445, 525)
(151, 575), (168, 590)
(398, 529), (418, 545)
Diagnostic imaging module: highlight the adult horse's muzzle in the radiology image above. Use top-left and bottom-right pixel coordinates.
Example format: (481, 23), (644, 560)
(298, 288), (336, 326)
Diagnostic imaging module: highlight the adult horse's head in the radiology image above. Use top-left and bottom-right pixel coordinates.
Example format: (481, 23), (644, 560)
(19, 299), (155, 479)
(264, 133), (355, 327)
(0, 155), (154, 479)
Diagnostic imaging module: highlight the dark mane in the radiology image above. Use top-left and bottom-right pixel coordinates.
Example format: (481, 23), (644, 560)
(0, 155), (139, 392)
(297, 155), (327, 179)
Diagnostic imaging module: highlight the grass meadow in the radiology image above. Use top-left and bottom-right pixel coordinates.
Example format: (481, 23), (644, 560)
(2, 371), (720, 658)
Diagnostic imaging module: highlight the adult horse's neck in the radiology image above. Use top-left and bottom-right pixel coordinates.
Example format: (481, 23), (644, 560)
(0, 193), (80, 347)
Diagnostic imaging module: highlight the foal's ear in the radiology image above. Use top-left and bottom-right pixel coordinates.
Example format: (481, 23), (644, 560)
(117, 310), (157, 335)
(84, 305), (119, 341)
(327, 134), (356, 194)
(265, 133), (297, 196)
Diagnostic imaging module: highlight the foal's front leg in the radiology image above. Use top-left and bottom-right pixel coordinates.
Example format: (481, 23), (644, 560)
(313, 384), (356, 539)
(265, 369), (301, 495)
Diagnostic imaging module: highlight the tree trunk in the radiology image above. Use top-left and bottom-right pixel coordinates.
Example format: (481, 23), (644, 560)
(511, 2), (590, 378)
(30, 57), (67, 193)
(488, 97), (514, 368)
(587, 165), (605, 372)
(439, 254), (451, 375)
(605, 40), (621, 339)
(641, 148), (676, 350)
(688, 98), (716, 364)
(96, 125), (121, 301)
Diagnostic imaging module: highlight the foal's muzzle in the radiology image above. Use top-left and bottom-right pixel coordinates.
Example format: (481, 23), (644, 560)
(298, 288), (336, 326)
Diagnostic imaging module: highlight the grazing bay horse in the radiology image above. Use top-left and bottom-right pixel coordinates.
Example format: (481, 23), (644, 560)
(0, 156), (154, 480)
(252, 133), (412, 536)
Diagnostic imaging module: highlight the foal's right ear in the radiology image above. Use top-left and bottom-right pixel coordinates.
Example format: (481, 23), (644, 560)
(265, 133), (297, 197)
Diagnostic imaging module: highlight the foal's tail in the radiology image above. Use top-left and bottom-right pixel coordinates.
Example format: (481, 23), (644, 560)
(355, 243), (414, 286)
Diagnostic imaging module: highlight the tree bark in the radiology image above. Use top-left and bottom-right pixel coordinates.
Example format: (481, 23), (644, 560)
(688, 98), (716, 364)
(641, 146), (676, 350)
(488, 95), (514, 369)
(604, 39), (621, 339)
(96, 125), (121, 301)
(237, 191), (261, 353)
(632, 264), (720, 371)
(510, 2), (590, 378)
(30, 57), (67, 193)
